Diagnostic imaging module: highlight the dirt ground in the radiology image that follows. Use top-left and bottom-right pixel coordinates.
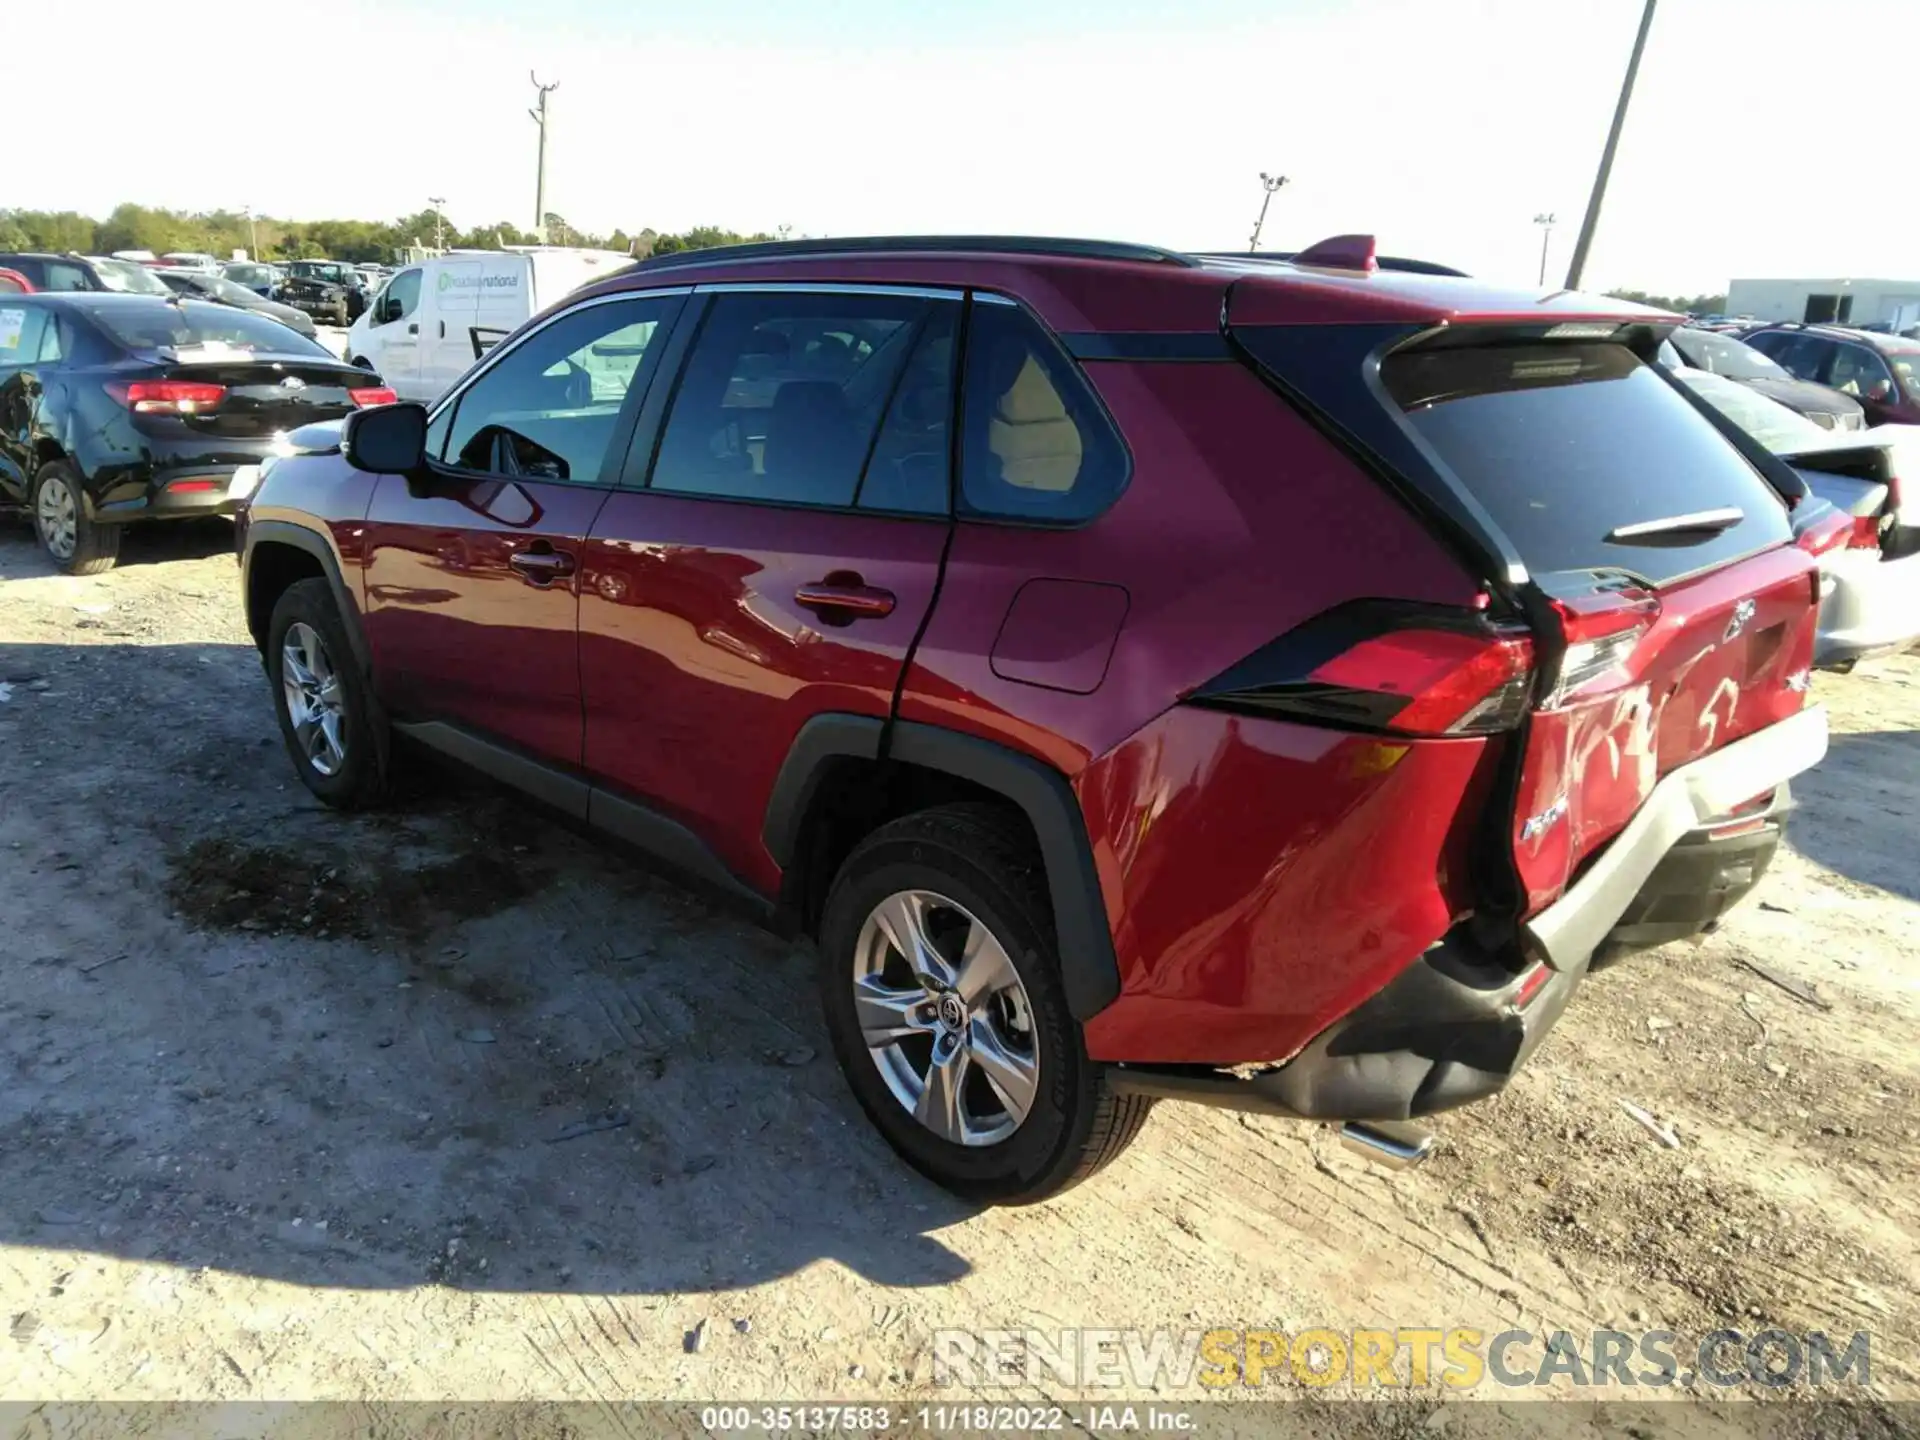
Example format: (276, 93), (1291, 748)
(1, 520), (1915, 1428)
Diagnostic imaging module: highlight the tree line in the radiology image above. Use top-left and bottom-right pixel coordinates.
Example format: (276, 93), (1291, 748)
(1605, 288), (1731, 315)
(0, 205), (776, 264)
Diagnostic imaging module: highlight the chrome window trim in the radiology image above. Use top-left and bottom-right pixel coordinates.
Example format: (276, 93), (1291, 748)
(425, 285), (694, 425)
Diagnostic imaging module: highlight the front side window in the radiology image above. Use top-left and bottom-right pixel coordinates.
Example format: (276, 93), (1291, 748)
(43, 262), (95, 292)
(442, 294), (682, 485)
(1755, 333), (1833, 382)
(958, 300), (1128, 524)
(1826, 344), (1894, 399)
(649, 290), (932, 508)
(378, 269), (422, 324)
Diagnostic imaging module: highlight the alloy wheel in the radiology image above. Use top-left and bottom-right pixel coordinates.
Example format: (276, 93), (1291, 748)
(281, 622), (347, 776)
(35, 478), (77, 561)
(852, 889), (1039, 1147)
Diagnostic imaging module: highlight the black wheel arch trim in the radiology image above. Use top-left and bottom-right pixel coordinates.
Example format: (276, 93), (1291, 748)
(763, 714), (1123, 1022)
(243, 519), (372, 675)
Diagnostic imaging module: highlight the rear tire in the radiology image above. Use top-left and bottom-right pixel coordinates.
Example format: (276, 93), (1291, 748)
(31, 463), (119, 575)
(266, 578), (391, 810)
(817, 803), (1152, 1204)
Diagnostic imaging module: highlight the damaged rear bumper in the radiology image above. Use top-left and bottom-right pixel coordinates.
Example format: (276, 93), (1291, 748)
(1110, 705), (1830, 1123)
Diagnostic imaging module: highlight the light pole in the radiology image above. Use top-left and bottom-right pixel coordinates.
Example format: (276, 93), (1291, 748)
(428, 197), (448, 251)
(1533, 213), (1557, 286)
(1565, 0), (1658, 290)
(244, 205), (259, 260)
(1249, 172), (1289, 253)
(528, 72), (559, 240)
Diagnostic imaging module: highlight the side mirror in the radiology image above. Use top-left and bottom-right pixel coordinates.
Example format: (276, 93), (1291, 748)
(376, 297), (400, 324)
(341, 401), (428, 475)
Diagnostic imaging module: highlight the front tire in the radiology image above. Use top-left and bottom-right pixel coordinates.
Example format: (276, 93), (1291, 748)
(817, 803), (1152, 1204)
(32, 463), (119, 575)
(266, 578), (391, 809)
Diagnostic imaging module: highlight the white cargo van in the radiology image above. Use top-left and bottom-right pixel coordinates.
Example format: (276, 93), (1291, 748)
(345, 247), (632, 401)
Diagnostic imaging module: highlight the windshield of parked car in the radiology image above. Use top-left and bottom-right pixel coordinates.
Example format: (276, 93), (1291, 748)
(82, 298), (330, 357)
(291, 262), (355, 284)
(225, 264), (273, 285)
(1672, 327), (1789, 381)
(90, 258), (172, 296)
(1674, 368), (1831, 453)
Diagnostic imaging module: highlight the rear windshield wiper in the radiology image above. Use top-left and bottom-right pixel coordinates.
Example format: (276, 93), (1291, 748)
(1606, 507), (1745, 546)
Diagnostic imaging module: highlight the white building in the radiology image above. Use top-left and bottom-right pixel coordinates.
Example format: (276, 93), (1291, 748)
(1725, 278), (1920, 331)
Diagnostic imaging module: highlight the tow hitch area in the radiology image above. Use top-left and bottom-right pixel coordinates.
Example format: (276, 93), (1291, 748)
(1338, 1120), (1435, 1170)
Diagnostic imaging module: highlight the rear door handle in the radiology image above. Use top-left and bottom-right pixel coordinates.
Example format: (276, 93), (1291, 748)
(795, 581), (896, 620)
(509, 546), (577, 584)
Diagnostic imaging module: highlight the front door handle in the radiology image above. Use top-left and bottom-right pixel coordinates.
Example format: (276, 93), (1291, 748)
(509, 546), (577, 585)
(795, 580), (896, 621)
(407, 322), (418, 335)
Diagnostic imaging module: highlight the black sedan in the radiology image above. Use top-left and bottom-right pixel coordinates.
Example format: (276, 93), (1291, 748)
(0, 294), (392, 573)
(1666, 325), (1865, 432)
(153, 268), (318, 338)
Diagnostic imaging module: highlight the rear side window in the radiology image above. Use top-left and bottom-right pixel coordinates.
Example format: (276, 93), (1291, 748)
(0, 305), (49, 362)
(650, 290), (932, 509)
(858, 305), (958, 515)
(958, 300), (1127, 523)
(1381, 342), (1792, 585)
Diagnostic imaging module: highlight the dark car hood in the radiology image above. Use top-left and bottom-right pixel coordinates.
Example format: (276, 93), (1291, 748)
(1737, 374), (1865, 420)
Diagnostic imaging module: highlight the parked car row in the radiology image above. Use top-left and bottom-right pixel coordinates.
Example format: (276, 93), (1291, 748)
(1, 292), (393, 572)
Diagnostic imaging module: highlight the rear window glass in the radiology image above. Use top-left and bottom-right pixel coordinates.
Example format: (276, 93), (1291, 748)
(1381, 343), (1792, 584)
(82, 299), (329, 357)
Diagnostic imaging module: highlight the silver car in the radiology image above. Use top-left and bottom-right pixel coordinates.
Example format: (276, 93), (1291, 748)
(1676, 367), (1920, 669)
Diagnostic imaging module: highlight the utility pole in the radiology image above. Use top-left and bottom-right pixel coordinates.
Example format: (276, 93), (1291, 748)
(1564, 0), (1657, 290)
(428, 197), (448, 251)
(528, 72), (559, 241)
(1249, 172), (1289, 253)
(1533, 213), (1557, 286)
(243, 206), (259, 260)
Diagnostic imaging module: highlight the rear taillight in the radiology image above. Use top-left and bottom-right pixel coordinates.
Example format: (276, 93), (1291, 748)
(1544, 589), (1659, 705)
(1795, 508), (1853, 557)
(107, 380), (227, 415)
(1847, 514), (1885, 550)
(349, 386), (397, 408)
(1190, 603), (1535, 737)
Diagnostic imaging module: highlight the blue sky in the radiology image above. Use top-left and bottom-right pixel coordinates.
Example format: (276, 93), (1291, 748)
(16, 0), (1915, 294)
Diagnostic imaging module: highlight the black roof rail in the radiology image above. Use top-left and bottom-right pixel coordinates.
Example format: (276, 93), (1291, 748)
(627, 235), (1201, 272)
(1197, 250), (1471, 278)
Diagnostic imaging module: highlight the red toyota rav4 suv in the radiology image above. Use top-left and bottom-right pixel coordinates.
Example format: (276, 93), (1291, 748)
(236, 235), (1830, 1203)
